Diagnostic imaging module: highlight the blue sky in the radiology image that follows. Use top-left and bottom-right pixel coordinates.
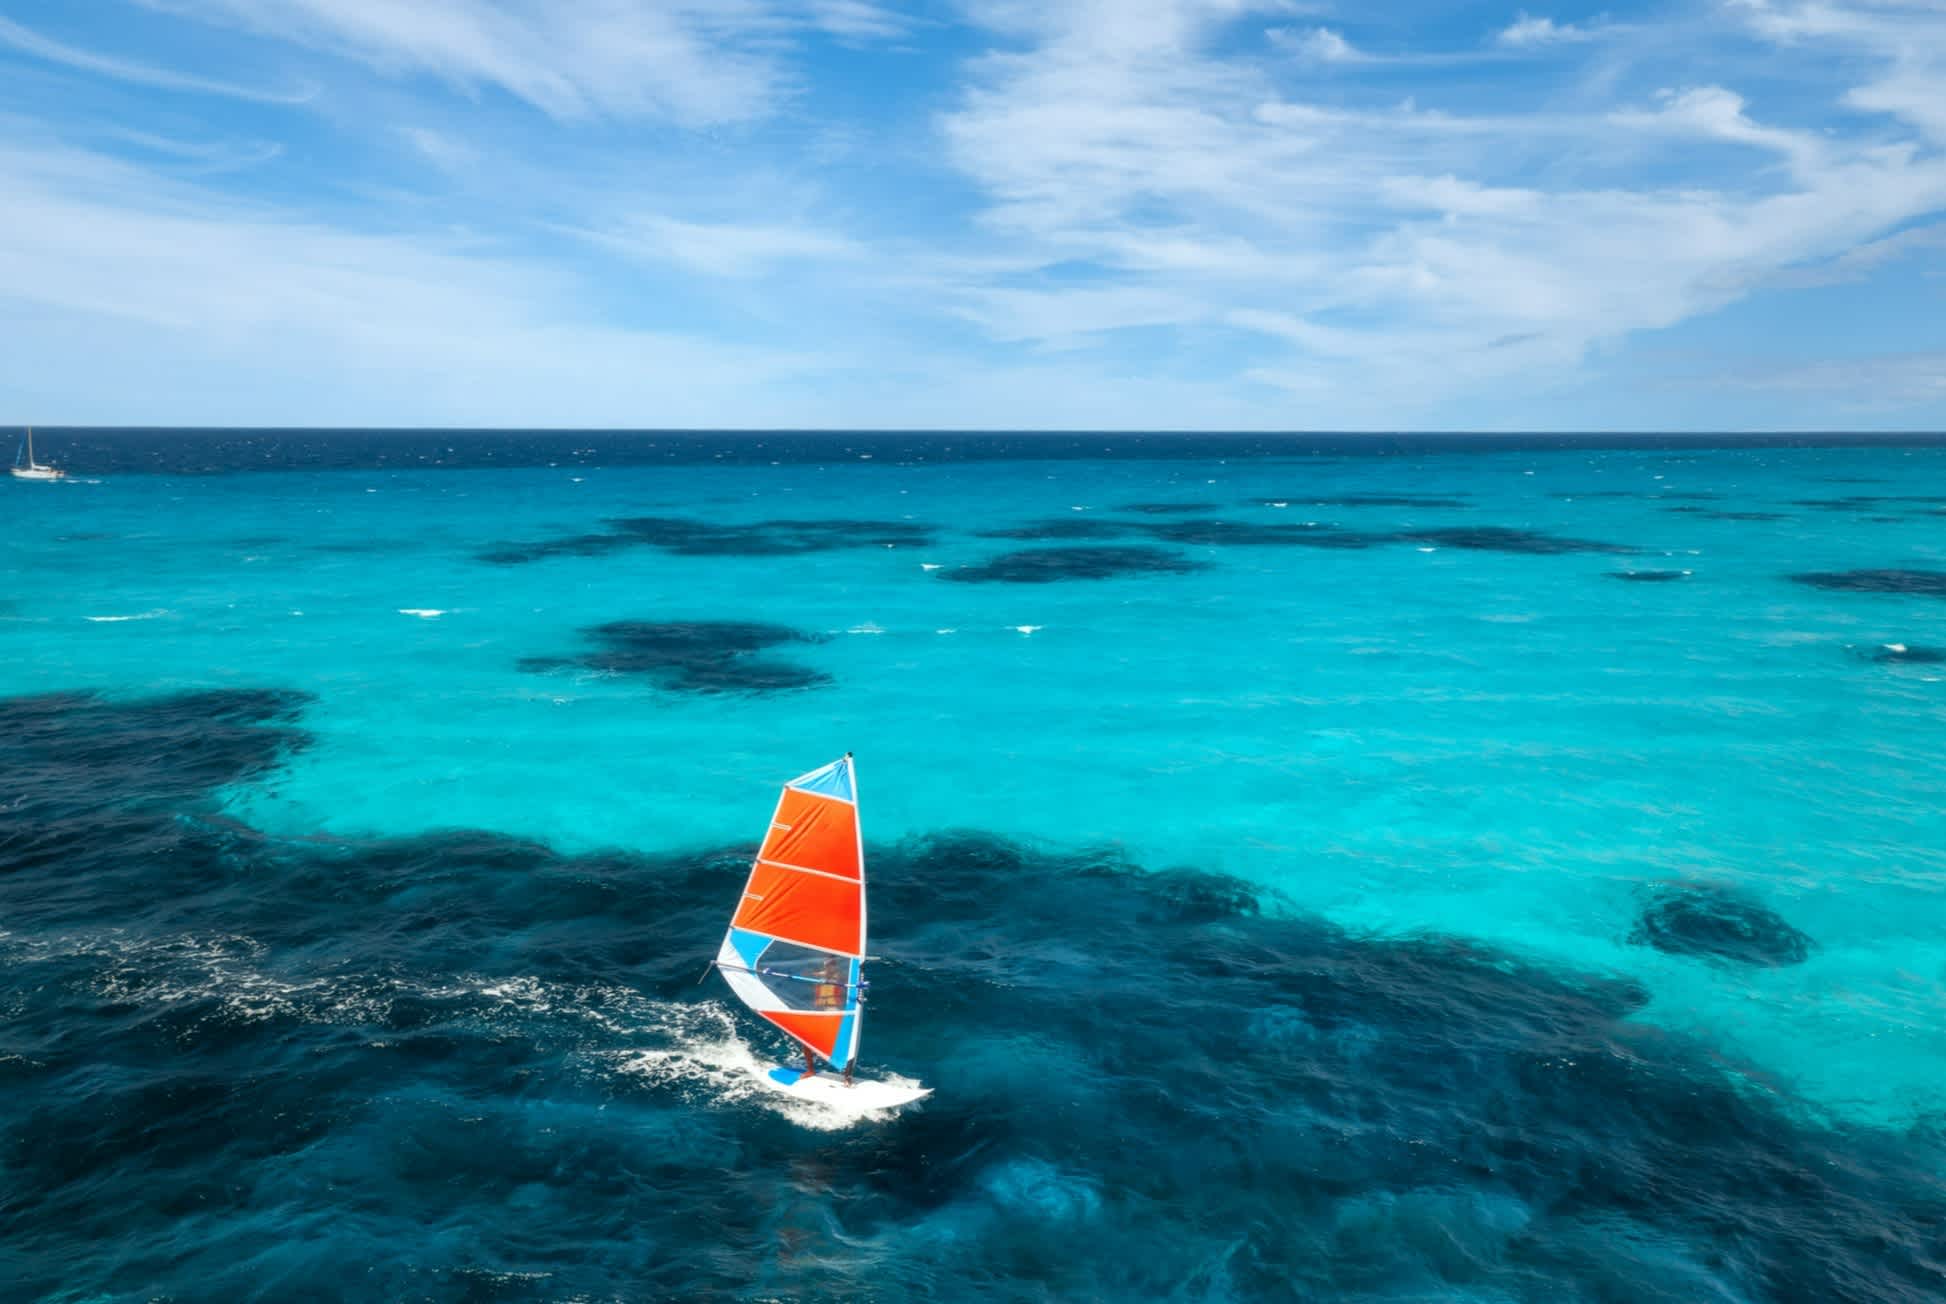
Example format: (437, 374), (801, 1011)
(0, 0), (1942, 430)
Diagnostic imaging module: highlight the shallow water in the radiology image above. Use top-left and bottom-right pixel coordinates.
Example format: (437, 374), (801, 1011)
(2, 432), (1944, 1300)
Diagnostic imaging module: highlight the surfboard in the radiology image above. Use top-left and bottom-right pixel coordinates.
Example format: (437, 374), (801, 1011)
(711, 754), (927, 1111)
(762, 1065), (931, 1109)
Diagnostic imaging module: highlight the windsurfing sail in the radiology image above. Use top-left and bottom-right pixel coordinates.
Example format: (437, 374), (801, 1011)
(714, 755), (865, 1071)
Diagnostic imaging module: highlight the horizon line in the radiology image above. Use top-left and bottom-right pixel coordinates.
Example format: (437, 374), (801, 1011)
(15, 426), (1946, 438)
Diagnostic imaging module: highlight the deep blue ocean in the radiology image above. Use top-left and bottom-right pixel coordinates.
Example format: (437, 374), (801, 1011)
(3, 429), (1944, 1302)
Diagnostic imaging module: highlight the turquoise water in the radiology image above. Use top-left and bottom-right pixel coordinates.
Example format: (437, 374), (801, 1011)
(4, 433), (1945, 1299)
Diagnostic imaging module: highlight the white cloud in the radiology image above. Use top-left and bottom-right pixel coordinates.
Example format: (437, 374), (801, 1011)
(1765, 221), (1946, 289)
(1610, 86), (1828, 173)
(1496, 13), (1602, 46)
(394, 126), (478, 172)
(807, 1), (909, 41)
(0, 135), (831, 425)
(953, 284), (1208, 345)
(1278, 26), (1364, 62)
(1732, 0), (1946, 144)
(1708, 350), (1946, 405)
(0, 14), (316, 103)
(140, 0), (792, 125)
(570, 215), (864, 278)
(7, 0), (1946, 428)
(935, 0), (1946, 412)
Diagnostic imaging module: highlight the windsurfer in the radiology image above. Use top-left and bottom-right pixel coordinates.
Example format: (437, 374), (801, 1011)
(814, 956), (846, 1010)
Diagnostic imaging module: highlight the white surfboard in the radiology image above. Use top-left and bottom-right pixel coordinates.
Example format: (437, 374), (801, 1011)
(761, 1064), (931, 1109)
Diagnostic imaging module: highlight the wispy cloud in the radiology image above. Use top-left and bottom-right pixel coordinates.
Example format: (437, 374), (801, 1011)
(2, 0), (1944, 428)
(1277, 26), (1365, 62)
(1496, 13), (1605, 47)
(0, 134), (832, 424)
(1707, 350), (1946, 405)
(1732, 0), (1946, 144)
(937, 0), (1946, 413)
(393, 125), (478, 173)
(569, 215), (864, 278)
(1764, 222), (1946, 289)
(0, 14), (315, 104)
(807, 1), (909, 42)
(141, 0), (792, 125)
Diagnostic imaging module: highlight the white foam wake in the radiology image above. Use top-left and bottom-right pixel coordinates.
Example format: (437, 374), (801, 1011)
(609, 1001), (926, 1131)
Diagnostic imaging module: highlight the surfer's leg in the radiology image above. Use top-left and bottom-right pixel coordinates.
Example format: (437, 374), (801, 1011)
(803, 1046), (816, 1078)
(843, 1060), (854, 1086)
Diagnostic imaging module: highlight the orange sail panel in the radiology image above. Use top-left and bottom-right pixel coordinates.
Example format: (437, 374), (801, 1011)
(763, 1010), (846, 1059)
(715, 756), (867, 1069)
(759, 788), (861, 879)
(731, 861), (863, 957)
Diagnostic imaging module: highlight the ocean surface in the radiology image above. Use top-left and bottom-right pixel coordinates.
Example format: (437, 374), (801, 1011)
(3, 429), (1944, 1301)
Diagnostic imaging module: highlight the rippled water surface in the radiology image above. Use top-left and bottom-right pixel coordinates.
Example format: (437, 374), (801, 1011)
(2, 431), (1943, 1301)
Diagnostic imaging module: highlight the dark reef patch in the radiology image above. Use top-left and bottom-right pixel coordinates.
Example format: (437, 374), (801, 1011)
(0, 688), (310, 816)
(608, 516), (932, 556)
(313, 538), (413, 555)
(1856, 642), (1946, 665)
(1792, 495), (1946, 513)
(1256, 494), (1469, 509)
(1791, 569), (1946, 597)
(477, 532), (637, 565)
(1551, 490), (1719, 502)
(1112, 501), (1221, 515)
(1404, 527), (1634, 555)
(517, 620), (830, 693)
(1663, 507), (1788, 522)
(941, 545), (1206, 583)
(1607, 569), (1690, 582)
(479, 516), (933, 565)
(987, 518), (1643, 557)
(0, 688), (311, 903)
(974, 517), (1147, 541)
(1630, 882), (1814, 968)
(1141, 518), (1390, 549)
(1, 695), (1940, 1301)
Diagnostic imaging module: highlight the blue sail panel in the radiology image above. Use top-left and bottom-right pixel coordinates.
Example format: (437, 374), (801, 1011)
(788, 756), (854, 803)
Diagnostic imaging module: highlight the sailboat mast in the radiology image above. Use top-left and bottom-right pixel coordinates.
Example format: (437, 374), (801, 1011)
(24, 428), (33, 466)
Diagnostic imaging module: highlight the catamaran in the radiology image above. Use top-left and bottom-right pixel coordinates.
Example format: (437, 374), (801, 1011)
(10, 428), (64, 481)
(711, 754), (927, 1108)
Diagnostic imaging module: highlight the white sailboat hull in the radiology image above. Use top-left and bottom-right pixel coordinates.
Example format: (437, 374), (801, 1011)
(10, 466), (63, 481)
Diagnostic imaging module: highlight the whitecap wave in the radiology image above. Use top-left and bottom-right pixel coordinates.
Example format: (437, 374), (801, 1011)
(84, 609), (168, 623)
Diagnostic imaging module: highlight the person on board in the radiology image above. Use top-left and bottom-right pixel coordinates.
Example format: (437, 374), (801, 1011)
(813, 956), (846, 1010)
(801, 957), (854, 1082)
